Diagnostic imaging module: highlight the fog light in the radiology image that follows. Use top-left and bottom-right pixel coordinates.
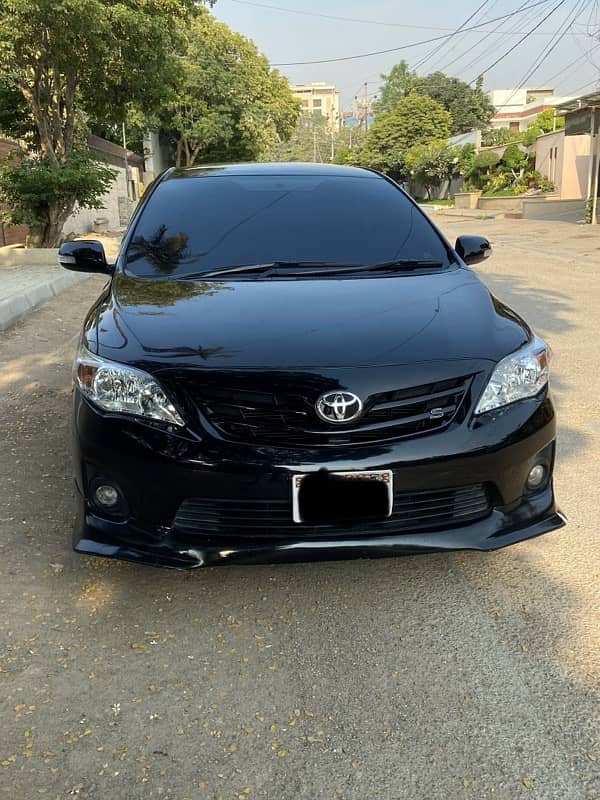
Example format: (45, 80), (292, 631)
(94, 484), (119, 507)
(526, 464), (546, 490)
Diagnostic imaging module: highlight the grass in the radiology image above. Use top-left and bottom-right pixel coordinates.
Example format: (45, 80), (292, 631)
(481, 188), (520, 197)
(417, 198), (455, 206)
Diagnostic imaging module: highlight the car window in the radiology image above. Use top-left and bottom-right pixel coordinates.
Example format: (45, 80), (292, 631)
(124, 173), (451, 277)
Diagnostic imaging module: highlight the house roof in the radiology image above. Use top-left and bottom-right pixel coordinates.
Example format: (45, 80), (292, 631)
(557, 90), (600, 112)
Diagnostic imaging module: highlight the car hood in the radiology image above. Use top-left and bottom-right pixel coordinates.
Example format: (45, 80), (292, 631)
(91, 269), (530, 370)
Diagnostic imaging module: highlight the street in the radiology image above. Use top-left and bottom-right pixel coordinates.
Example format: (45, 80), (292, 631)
(0, 217), (598, 800)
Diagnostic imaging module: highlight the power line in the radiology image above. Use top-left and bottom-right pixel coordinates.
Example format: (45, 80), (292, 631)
(270, 0), (553, 66)
(567, 74), (600, 92)
(511, 0), (592, 89)
(571, 27), (600, 68)
(470, 0), (571, 81)
(227, 0), (592, 35)
(412, 0), (494, 71)
(437, 0), (542, 75)
(542, 39), (600, 84)
(495, 0), (591, 104)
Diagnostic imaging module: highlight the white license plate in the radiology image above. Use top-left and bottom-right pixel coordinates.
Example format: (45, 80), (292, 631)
(291, 470), (393, 524)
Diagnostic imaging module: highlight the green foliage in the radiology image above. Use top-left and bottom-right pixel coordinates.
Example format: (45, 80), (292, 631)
(464, 151), (500, 190)
(0, 0), (202, 244)
(500, 143), (528, 171)
(404, 140), (456, 198)
(376, 61), (419, 111)
(481, 127), (523, 146)
(356, 93), (452, 180)
(376, 62), (494, 134)
(266, 113), (329, 162)
(0, 151), (116, 244)
(522, 109), (565, 146)
(0, 0), (198, 163)
(0, 77), (37, 143)
(467, 144), (551, 195)
(162, 11), (300, 166)
(455, 143), (476, 176)
(265, 114), (365, 165)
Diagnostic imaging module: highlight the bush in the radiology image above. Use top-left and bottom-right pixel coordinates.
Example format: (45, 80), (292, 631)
(0, 151), (117, 247)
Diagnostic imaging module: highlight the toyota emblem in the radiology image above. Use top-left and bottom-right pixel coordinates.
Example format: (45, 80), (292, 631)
(315, 391), (363, 424)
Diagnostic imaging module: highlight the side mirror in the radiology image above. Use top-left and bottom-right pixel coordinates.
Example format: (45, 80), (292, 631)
(58, 240), (112, 274)
(455, 235), (492, 265)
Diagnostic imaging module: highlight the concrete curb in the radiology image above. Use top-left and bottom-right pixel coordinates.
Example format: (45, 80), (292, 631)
(0, 271), (90, 332)
(0, 248), (59, 268)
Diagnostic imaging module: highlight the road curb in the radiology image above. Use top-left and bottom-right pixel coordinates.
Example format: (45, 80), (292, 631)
(0, 271), (90, 332)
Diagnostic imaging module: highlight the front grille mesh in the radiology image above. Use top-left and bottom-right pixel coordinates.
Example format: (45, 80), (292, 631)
(173, 484), (492, 538)
(186, 376), (472, 447)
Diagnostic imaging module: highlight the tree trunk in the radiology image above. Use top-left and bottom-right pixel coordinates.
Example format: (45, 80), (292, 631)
(39, 199), (76, 247)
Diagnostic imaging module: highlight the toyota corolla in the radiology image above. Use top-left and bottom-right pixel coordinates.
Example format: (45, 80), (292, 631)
(59, 163), (565, 569)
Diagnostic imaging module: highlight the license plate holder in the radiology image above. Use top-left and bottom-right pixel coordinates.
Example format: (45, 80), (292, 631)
(291, 470), (393, 524)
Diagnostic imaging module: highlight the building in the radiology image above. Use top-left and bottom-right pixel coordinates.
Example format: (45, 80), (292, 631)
(63, 134), (144, 236)
(291, 83), (340, 130)
(489, 86), (573, 132)
(541, 90), (600, 222)
(535, 129), (591, 200)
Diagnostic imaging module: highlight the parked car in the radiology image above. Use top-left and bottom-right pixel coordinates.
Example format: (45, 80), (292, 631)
(60, 163), (565, 569)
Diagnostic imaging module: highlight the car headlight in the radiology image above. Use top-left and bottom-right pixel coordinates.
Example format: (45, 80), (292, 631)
(475, 336), (549, 415)
(74, 341), (185, 427)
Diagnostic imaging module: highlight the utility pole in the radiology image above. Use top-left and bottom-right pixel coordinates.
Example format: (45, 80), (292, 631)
(364, 82), (369, 132)
(331, 85), (336, 161)
(313, 120), (317, 163)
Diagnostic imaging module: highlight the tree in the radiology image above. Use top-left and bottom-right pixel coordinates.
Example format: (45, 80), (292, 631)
(266, 112), (330, 163)
(0, 150), (116, 243)
(357, 93), (452, 180)
(377, 63), (494, 135)
(162, 11), (299, 167)
(405, 140), (457, 199)
(376, 61), (418, 111)
(0, 0), (200, 245)
(465, 151), (501, 190)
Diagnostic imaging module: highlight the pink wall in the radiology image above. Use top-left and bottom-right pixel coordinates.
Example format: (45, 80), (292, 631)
(535, 130), (591, 199)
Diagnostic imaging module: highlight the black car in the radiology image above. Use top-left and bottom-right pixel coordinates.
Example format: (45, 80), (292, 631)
(60, 163), (565, 569)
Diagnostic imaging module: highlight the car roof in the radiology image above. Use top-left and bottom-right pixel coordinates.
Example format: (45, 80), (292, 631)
(164, 162), (381, 181)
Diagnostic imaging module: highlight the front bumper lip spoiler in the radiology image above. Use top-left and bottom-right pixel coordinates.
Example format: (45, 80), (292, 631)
(74, 509), (567, 570)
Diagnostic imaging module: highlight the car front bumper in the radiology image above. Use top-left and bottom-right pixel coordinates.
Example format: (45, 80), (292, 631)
(71, 390), (566, 569)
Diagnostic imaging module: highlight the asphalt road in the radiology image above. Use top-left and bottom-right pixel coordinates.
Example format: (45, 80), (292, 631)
(0, 218), (598, 800)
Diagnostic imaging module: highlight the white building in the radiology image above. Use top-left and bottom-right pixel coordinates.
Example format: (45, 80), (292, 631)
(488, 87), (574, 132)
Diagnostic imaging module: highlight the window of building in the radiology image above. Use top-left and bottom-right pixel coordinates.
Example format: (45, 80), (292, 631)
(509, 121), (519, 132)
(312, 99), (322, 108)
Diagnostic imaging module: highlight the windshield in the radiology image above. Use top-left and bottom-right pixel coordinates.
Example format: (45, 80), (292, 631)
(124, 173), (451, 278)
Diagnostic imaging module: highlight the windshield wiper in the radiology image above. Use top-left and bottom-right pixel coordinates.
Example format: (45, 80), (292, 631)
(361, 259), (445, 272)
(263, 259), (446, 277)
(180, 259), (445, 280)
(187, 261), (365, 278)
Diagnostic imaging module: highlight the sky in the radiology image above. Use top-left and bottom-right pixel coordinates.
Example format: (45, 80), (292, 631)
(212, 0), (600, 112)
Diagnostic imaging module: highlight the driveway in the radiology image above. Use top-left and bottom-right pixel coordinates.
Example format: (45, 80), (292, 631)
(0, 218), (598, 800)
